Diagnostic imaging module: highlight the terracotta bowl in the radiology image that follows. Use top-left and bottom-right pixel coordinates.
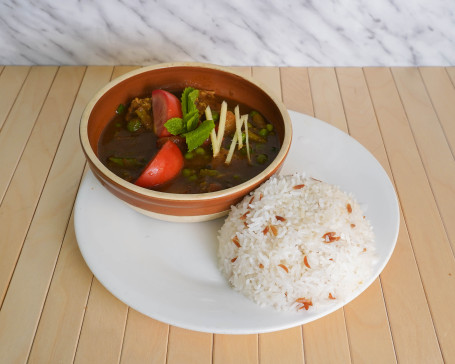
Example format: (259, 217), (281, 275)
(80, 62), (292, 222)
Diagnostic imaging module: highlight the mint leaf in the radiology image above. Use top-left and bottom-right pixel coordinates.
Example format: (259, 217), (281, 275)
(181, 87), (194, 116)
(187, 89), (199, 114)
(184, 119), (215, 151)
(184, 110), (199, 132)
(164, 117), (186, 135)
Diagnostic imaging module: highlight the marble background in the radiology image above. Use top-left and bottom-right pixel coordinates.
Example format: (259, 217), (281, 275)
(1, 0), (454, 66)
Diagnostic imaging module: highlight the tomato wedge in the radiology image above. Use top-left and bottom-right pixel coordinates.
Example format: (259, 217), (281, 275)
(152, 89), (182, 137)
(135, 141), (184, 188)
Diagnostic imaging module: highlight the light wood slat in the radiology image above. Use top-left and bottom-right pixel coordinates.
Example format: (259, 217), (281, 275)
(280, 67), (314, 116)
(166, 327), (212, 364)
(308, 68), (348, 133)
(252, 67), (282, 101)
(343, 281), (396, 363)
(0, 67), (84, 306)
(0, 66), (57, 203)
(393, 68), (455, 250)
(111, 65), (141, 79)
(119, 309), (168, 364)
(303, 311), (350, 363)
(336, 68), (395, 363)
(364, 67), (455, 363)
(446, 67), (455, 86)
(73, 279), (128, 364)
(0, 66), (4, 73)
(71, 66), (140, 364)
(303, 67), (350, 364)
(229, 66), (252, 77)
(213, 335), (258, 364)
(259, 327), (304, 364)
(27, 67), (114, 364)
(252, 66), (305, 364)
(0, 66), (85, 363)
(0, 66), (30, 131)
(419, 67), (455, 156)
(0, 65), (94, 364)
(337, 67), (440, 363)
(27, 210), (92, 364)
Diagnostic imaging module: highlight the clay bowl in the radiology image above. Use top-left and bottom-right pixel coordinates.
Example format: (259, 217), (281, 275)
(80, 62), (292, 222)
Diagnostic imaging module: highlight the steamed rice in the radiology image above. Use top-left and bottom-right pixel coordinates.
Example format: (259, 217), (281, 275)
(217, 173), (376, 312)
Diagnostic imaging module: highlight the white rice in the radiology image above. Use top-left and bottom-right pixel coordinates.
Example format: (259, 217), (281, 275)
(217, 173), (377, 312)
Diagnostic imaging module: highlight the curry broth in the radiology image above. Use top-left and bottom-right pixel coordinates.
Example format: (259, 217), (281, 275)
(98, 91), (280, 193)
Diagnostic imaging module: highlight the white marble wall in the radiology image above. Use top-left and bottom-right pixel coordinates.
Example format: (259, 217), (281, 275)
(1, 0), (454, 66)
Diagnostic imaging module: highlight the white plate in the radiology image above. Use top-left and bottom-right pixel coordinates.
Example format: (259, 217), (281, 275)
(74, 110), (399, 334)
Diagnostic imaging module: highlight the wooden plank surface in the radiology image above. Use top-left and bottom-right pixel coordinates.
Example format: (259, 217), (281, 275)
(120, 309), (169, 364)
(27, 66), (114, 363)
(305, 68), (351, 364)
(72, 67), (140, 364)
(365, 67), (455, 363)
(0, 66), (454, 364)
(0, 66), (30, 131)
(0, 66), (82, 306)
(0, 66), (57, 203)
(336, 67), (439, 363)
(252, 67), (305, 364)
(336, 67), (396, 364)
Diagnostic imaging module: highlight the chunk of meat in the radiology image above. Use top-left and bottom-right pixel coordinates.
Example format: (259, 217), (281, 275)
(224, 111), (236, 135)
(195, 90), (221, 115)
(126, 97), (153, 130)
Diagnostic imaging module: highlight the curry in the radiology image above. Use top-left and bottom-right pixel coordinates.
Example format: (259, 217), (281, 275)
(98, 88), (280, 193)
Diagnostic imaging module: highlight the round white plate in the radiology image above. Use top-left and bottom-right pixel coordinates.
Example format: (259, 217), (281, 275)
(74, 110), (399, 334)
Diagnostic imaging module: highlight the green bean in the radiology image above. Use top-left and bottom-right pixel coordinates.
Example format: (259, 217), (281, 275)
(127, 119), (142, 132)
(184, 152), (194, 160)
(182, 168), (192, 177)
(256, 154), (268, 164)
(250, 110), (267, 128)
(188, 175), (198, 182)
(266, 123), (274, 132)
(195, 147), (206, 155)
(116, 103), (125, 114)
(248, 131), (267, 143)
(259, 128), (268, 137)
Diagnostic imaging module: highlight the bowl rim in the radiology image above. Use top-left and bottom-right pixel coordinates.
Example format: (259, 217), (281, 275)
(80, 62), (292, 202)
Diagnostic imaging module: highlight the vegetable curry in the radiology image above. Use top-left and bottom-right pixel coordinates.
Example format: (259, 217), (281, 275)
(98, 88), (280, 194)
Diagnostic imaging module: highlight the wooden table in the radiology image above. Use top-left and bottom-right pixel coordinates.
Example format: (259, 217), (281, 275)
(0, 66), (454, 363)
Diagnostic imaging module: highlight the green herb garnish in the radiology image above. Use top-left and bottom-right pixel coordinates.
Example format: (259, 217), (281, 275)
(184, 109), (199, 132)
(164, 117), (186, 135)
(163, 87), (214, 151)
(181, 87), (199, 116)
(184, 119), (215, 151)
